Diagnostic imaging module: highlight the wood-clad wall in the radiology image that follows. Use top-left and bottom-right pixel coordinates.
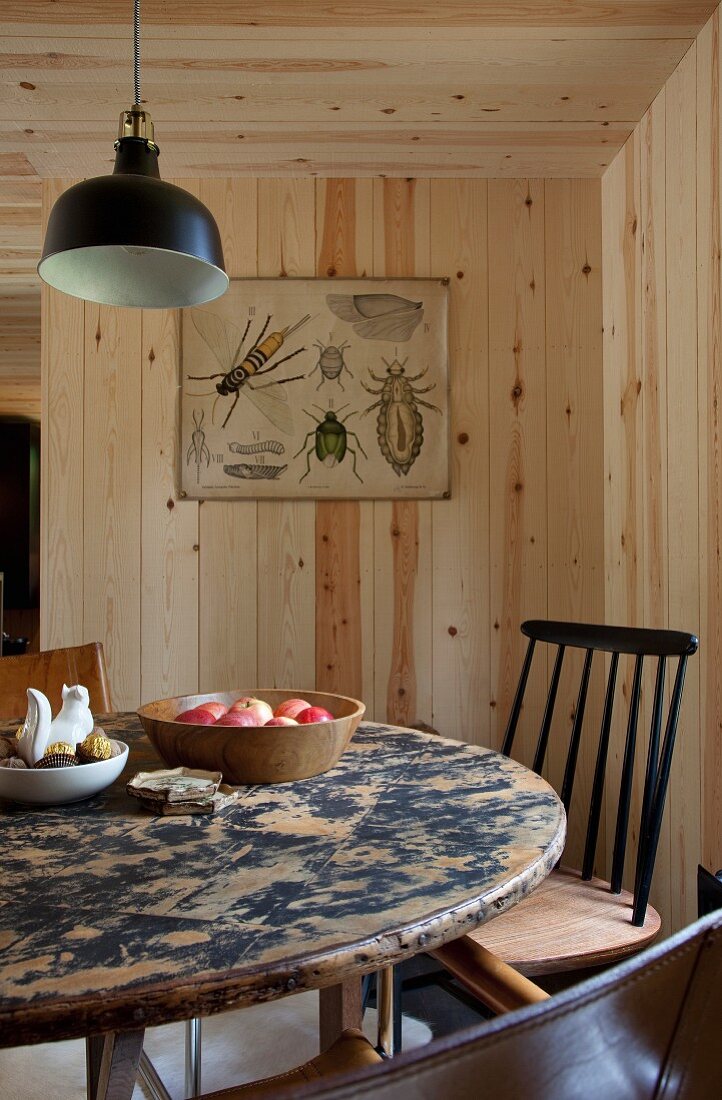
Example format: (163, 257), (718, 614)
(602, 9), (722, 930)
(41, 178), (603, 820)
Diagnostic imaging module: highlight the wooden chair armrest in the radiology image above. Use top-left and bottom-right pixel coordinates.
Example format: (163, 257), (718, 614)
(431, 936), (550, 1014)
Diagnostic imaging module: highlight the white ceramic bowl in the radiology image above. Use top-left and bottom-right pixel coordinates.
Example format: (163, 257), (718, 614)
(0, 742), (129, 806)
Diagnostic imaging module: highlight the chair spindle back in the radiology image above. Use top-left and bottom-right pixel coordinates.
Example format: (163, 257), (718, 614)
(501, 621), (698, 927)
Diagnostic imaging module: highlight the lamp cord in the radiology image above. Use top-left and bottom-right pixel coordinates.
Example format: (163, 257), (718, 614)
(133, 0), (141, 105)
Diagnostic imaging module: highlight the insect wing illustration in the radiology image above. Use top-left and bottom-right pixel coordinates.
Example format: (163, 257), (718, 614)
(361, 355), (441, 476)
(310, 335), (353, 391)
(294, 404), (367, 483)
(186, 408), (211, 483)
(186, 309), (310, 434)
(326, 293), (423, 342)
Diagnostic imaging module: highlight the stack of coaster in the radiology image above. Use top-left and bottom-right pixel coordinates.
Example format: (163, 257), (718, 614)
(126, 767), (241, 815)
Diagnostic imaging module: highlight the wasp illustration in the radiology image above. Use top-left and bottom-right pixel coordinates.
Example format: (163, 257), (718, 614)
(186, 408), (211, 483)
(294, 404), (367, 483)
(309, 335), (353, 391)
(186, 310), (310, 433)
(361, 355), (440, 476)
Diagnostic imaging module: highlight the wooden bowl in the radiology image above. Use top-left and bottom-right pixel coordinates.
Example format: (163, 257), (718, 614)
(137, 689), (365, 785)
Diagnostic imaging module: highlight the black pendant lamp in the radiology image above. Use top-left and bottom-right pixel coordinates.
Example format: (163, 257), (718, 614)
(38, 1), (228, 309)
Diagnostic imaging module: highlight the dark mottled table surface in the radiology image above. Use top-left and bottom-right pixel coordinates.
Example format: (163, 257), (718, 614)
(0, 714), (565, 1045)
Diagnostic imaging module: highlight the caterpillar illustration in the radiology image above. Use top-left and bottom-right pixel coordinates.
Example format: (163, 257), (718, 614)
(228, 439), (285, 456)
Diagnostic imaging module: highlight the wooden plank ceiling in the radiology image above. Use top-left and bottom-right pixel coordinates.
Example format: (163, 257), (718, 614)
(0, 1), (718, 418)
(0, 1), (717, 182)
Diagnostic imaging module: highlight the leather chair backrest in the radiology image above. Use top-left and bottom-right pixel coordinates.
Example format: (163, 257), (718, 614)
(258, 910), (722, 1100)
(0, 642), (112, 719)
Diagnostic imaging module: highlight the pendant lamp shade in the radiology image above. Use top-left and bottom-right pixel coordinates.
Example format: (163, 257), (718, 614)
(39, 134), (228, 309)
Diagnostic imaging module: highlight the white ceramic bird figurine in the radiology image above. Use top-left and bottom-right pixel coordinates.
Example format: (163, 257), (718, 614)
(16, 688), (52, 766)
(15, 684), (94, 766)
(50, 684), (94, 748)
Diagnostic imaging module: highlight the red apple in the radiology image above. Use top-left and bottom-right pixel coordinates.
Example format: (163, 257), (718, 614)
(273, 698), (311, 721)
(195, 701), (228, 720)
(229, 695), (263, 710)
(229, 697), (274, 723)
(214, 709), (260, 727)
(265, 716), (299, 726)
(175, 707), (217, 725)
(296, 706), (334, 724)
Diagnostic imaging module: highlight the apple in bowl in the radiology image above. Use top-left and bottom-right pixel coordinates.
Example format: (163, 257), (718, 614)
(227, 698), (274, 724)
(272, 698), (311, 721)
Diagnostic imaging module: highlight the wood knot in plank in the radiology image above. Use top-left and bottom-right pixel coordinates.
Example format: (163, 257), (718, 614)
(166, 498), (174, 511)
(20, 81), (35, 90)
(457, 432), (469, 445)
(448, 626), (457, 636)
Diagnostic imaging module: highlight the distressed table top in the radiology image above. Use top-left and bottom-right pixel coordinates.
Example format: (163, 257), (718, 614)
(0, 715), (565, 1046)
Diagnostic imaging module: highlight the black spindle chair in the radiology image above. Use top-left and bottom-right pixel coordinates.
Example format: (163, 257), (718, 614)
(432, 620), (698, 992)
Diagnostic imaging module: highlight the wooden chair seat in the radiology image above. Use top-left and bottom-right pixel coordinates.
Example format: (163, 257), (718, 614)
(0, 642), (111, 719)
(462, 866), (661, 976)
(200, 1029), (381, 1098)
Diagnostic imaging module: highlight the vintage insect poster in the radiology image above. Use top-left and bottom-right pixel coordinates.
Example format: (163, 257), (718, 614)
(179, 278), (449, 500)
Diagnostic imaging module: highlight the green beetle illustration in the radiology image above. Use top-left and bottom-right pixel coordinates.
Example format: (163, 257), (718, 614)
(294, 404), (367, 483)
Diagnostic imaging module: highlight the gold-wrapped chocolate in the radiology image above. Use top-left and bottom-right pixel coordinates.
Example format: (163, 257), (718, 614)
(35, 742), (78, 769)
(77, 733), (112, 764)
(45, 741), (76, 757)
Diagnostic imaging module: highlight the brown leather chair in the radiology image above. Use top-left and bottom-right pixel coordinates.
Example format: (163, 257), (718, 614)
(0, 642), (112, 719)
(201, 909), (722, 1099)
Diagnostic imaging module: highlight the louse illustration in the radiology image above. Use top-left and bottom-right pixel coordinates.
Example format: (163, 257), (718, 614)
(294, 404), (367, 484)
(185, 310), (310, 433)
(361, 355), (440, 476)
(309, 335), (353, 391)
(186, 408), (210, 483)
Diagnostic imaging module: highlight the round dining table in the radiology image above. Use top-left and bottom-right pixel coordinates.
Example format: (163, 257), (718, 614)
(0, 713), (565, 1099)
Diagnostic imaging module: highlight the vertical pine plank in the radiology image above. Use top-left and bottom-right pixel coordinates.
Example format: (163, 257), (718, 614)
(140, 303), (199, 704)
(487, 179), (547, 756)
(314, 179), (374, 705)
(545, 179), (605, 868)
(698, 10), (722, 877)
(196, 179), (259, 693)
(639, 94), (672, 928)
(665, 45), (700, 929)
(429, 180), (489, 746)
(40, 180), (84, 650)
(372, 178), (433, 728)
(257, 180), (316, 689)
(83, 306), (142, 710)
(601, 133), (651, 899)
